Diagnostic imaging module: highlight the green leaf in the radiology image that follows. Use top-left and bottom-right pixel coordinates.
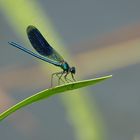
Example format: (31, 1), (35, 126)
(0, 75), (112, 121)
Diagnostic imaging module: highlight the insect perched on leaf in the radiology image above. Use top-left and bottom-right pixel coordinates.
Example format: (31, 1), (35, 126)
(9, 25), (76, 87)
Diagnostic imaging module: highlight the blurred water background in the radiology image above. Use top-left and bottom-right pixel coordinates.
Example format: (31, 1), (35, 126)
(0, 0), (140, 140)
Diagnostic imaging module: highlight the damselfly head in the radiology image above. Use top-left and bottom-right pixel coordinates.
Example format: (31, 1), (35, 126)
(70, 67), (76, 74)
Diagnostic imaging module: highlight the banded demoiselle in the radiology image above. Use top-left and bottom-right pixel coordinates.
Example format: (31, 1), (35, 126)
(9, 25), (76, 87)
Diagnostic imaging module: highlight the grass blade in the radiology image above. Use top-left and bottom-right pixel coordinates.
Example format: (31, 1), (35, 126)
(0, 75), (112, 121)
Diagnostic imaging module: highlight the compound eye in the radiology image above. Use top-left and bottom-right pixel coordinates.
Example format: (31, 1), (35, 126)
(71, 67), (76, 74)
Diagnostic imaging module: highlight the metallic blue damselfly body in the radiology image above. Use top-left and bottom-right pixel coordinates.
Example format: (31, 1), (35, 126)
(9, 25), (76, 87)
